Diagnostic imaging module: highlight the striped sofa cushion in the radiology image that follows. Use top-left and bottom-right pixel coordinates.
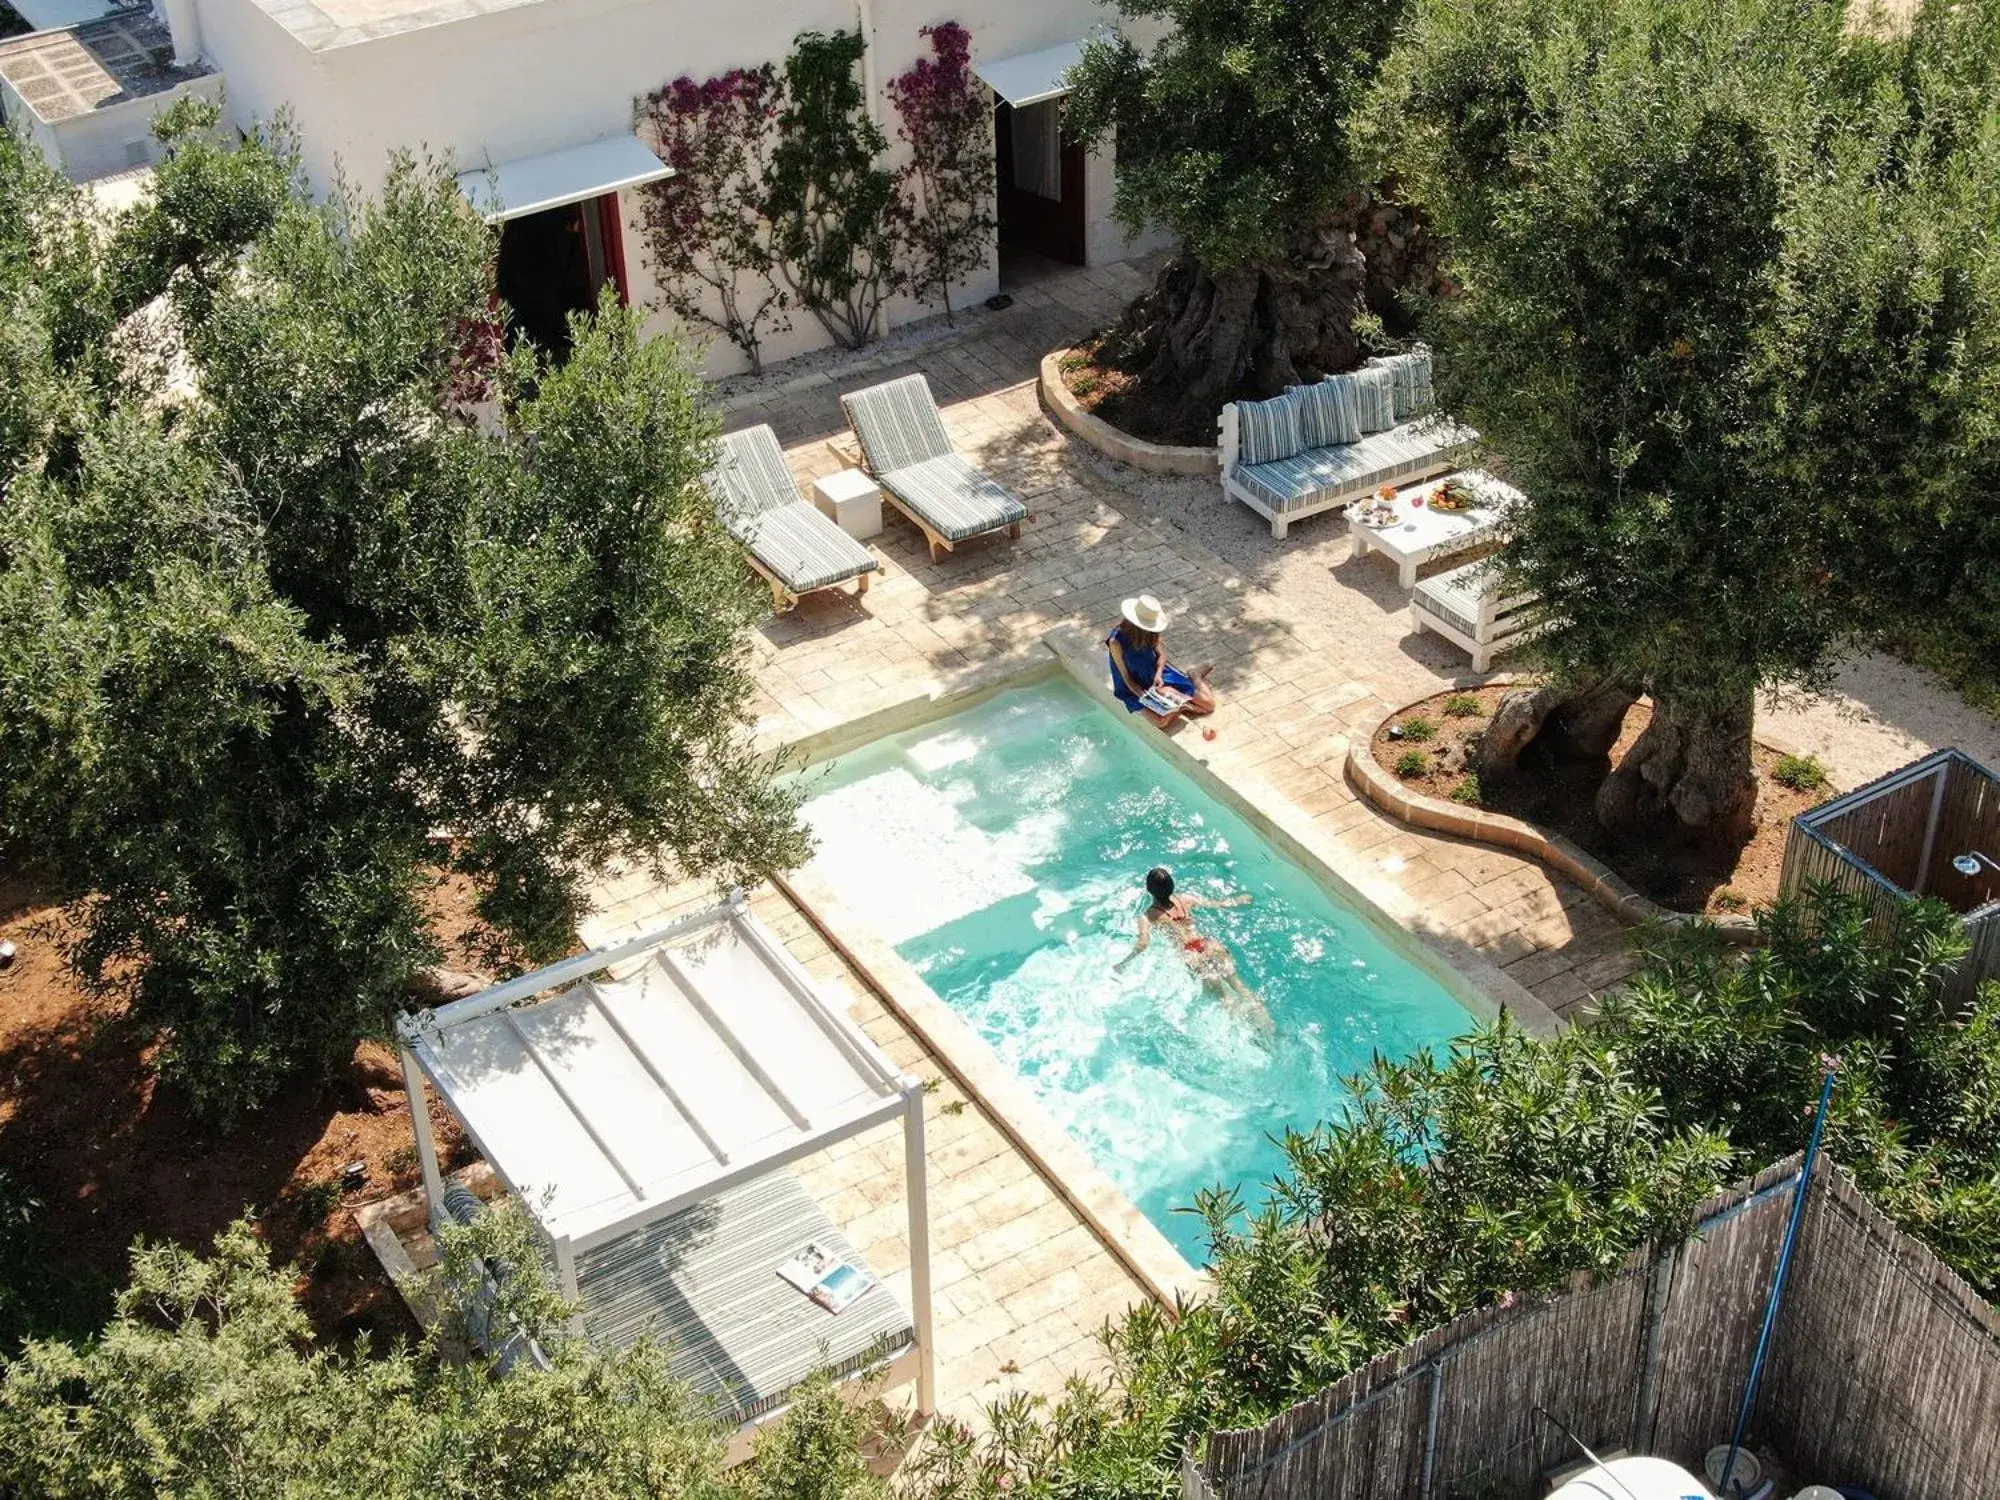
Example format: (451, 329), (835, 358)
(1234, 417), (1481, 514)
(1367, 348), (1436, 420)
(1289, 375), (1363, 448)
(1234, 393), (1305, 465)
(1353, 366), (1399, 433)
(880, 453), (1028, 541)
(735, 501), (879, 593)
(841, 374), (954, 476)
(709, 424), (801, 519)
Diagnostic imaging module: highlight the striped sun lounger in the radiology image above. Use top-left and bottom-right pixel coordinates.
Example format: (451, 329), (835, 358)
(707, 425), (879, 610)
(575, 1171), (916, 1428)
(839, 374), (1027, 560)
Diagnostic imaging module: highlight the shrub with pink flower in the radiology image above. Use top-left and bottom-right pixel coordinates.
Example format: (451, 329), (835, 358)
(887, 22), (996, 323)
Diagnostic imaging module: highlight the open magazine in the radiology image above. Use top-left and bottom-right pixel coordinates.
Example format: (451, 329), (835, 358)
(1139, 683), (1190, 717)
(776, 1242), (874, 1315)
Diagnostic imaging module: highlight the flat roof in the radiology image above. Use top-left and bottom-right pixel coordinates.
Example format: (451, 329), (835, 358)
(242, 0), (544, 52)
(0, 12), (208, 125)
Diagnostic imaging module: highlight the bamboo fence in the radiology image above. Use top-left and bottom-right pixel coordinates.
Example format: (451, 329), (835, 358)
(1780, 747), (2000, 1006)
(1190, 1158), (2000, 1500)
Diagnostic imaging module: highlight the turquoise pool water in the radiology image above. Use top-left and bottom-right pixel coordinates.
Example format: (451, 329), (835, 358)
(800, 679), (1474, 1265)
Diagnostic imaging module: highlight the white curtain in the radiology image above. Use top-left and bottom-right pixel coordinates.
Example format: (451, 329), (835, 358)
(1011, 100), (1063, 201)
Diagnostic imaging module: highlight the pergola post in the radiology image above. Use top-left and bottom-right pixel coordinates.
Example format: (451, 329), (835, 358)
(902, 1081), (937, 1415)
(398, 1044), (446, 1234)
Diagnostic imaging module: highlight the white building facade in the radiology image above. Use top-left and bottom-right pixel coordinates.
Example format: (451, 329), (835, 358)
(3, 0), (1169, 373)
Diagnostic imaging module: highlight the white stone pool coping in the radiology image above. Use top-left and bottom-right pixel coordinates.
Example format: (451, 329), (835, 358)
(775, 647), (1561, 1309)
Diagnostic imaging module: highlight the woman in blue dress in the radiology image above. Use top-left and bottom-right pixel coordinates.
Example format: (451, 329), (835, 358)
(1106, 594), (1216, 727)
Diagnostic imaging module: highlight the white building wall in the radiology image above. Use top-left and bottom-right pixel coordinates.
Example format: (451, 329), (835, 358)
(187, 0), (1170, 375)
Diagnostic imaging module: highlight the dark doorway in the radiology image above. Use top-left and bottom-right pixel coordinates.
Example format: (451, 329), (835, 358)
(494, 192), (630, 361)
(994, 98), (1087, 277)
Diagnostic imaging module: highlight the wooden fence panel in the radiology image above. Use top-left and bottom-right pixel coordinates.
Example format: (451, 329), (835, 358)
(1925, 759), (2000, 910)
(1760, 1170), (2000, 1500)
(1818, 774), (1939, 892)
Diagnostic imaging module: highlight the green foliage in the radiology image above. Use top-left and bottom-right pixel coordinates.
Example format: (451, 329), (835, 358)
(1449, 774), (1483, 806)
(0, 1217), (736, 1498)
(0, 125), (806, 1117)
(1066, 0), (1409, 270)
(1399, 715), (1438, 742)
(1394, 748), (1429, 777)
(886, 23), (996, 325)
(1602, 887), (2000, 1294)
(767, 29), (897, 349)
(1772, 753), (1830, 794)
(1443, 694), (1484, 718)
(1372, 0), (2000, 822)
(739, 1371), (888, 1500)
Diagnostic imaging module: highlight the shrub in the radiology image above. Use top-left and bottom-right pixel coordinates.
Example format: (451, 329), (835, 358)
(1449, 775), (1482, 806)
(1443, 694), (1484, 718)
(1395, 749), (1429, 777)
(1399, 716), (1438, 742)
(886, 23), (995, 324)
(1712, 888), (1748, 913)
(1772, 753), (1830, 794)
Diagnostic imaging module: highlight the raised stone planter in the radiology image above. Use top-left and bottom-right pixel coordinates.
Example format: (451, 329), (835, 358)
(1039, 349), (1219, 477)
(1347, 701), (1763, 944)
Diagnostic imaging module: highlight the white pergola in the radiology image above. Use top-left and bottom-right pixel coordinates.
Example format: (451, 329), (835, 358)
(394, 890), (935, 1422)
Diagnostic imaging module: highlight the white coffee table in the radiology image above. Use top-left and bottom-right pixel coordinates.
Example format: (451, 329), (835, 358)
(1348, 469), (1519, 588)
(812, 468), (885, 541)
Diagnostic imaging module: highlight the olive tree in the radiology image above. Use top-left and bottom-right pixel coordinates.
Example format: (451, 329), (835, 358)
(0, 119), (806, 1118)
(1065, 0), (1435, 440)
(1373, 0), (2000, 841)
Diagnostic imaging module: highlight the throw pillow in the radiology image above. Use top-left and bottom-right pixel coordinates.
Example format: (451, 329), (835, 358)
(1288, 376), (1363, 448)
(1367, 347), (1436, 419)
(1235, 393), (1304, 465)
(1353, 367), (1398, 434)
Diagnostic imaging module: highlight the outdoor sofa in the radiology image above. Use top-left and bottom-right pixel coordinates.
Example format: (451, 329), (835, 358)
(707, 424), (880, 611)
(840, 374), (1028, 561)
(1218, 348), (1478, 539)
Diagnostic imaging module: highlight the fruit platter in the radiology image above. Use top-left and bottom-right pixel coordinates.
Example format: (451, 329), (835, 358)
(1431, 478), (1481, 513)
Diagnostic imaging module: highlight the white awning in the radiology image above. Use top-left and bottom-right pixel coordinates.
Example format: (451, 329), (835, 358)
(396, 896), (913, 1250)
(975, 38), (1086, 107)
(456, 134), (670, 224)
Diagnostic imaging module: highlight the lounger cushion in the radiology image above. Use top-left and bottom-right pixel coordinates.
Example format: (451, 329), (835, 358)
(1290, 375), (1363, 448)
(1233, 418), (1479, 514)
(880, 453), (1028, 542)
(1235, 394), (1304, 465)
(841, 374), (954, 475)
(1353, 367), (1399, 434)
(1367, 348), (1436, 420)
(576, 1172), (914, 1426)
(733, 501), (880, 594)
(709, 425), (799, 519)
(1413, 559), (1536, 638)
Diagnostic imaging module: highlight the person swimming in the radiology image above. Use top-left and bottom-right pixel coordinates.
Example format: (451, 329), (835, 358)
(1114, 866), (1273, 1037)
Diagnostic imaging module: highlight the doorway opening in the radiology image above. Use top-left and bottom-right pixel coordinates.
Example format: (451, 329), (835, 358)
(494, 191), (629, 361)
(994, 98), (1086, 288)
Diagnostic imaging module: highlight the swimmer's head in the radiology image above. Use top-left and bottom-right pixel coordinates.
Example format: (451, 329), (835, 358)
(1145, 867), (1175, 904)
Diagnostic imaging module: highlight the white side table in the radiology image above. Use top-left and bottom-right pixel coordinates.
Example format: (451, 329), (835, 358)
(812, 468), (885, 541)
(1348, 469), (1519, 588)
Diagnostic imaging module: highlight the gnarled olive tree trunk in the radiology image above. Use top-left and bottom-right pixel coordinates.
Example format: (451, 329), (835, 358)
(1092, 193), (1440, 444)
(1476, 680), (1759, 845)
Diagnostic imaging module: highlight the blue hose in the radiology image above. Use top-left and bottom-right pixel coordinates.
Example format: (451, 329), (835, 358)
(1719, 1064), (1838, 1497)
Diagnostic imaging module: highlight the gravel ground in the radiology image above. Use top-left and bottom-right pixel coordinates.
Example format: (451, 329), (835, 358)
(1070, 444), (2000, 791)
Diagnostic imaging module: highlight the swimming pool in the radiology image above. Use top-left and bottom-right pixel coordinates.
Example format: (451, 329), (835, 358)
(798, 678), (1476, 1265)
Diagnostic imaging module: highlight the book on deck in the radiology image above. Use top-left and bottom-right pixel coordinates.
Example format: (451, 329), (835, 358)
(777, 1242), (874, 1315)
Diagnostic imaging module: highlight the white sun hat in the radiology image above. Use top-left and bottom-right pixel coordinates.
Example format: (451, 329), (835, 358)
(1120, 594), (1170, 632)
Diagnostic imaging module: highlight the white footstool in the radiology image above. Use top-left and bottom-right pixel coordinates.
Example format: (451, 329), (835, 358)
(812, 468), (885, 541)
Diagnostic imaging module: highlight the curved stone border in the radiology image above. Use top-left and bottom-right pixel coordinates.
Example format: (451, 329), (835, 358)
(1346, 701), (1763, 944)
(1040, 349), (1219, 476)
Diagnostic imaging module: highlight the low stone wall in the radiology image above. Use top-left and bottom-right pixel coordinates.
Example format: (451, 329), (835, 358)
(1039, 349), (1219, 477)
(1346, 700), (1761, 943)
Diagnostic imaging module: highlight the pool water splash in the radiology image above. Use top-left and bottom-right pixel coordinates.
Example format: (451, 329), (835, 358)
(801, 681), (1470, 1264)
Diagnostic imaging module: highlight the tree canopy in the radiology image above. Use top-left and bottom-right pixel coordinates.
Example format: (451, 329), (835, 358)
(1371, 0), (2000, 837)
(0, 106), (806, 1117)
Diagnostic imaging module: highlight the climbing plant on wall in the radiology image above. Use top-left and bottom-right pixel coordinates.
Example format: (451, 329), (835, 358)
(886, 21), (995, 325)
(634, 65), (789, 374)
(766, 27), (899, 350)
